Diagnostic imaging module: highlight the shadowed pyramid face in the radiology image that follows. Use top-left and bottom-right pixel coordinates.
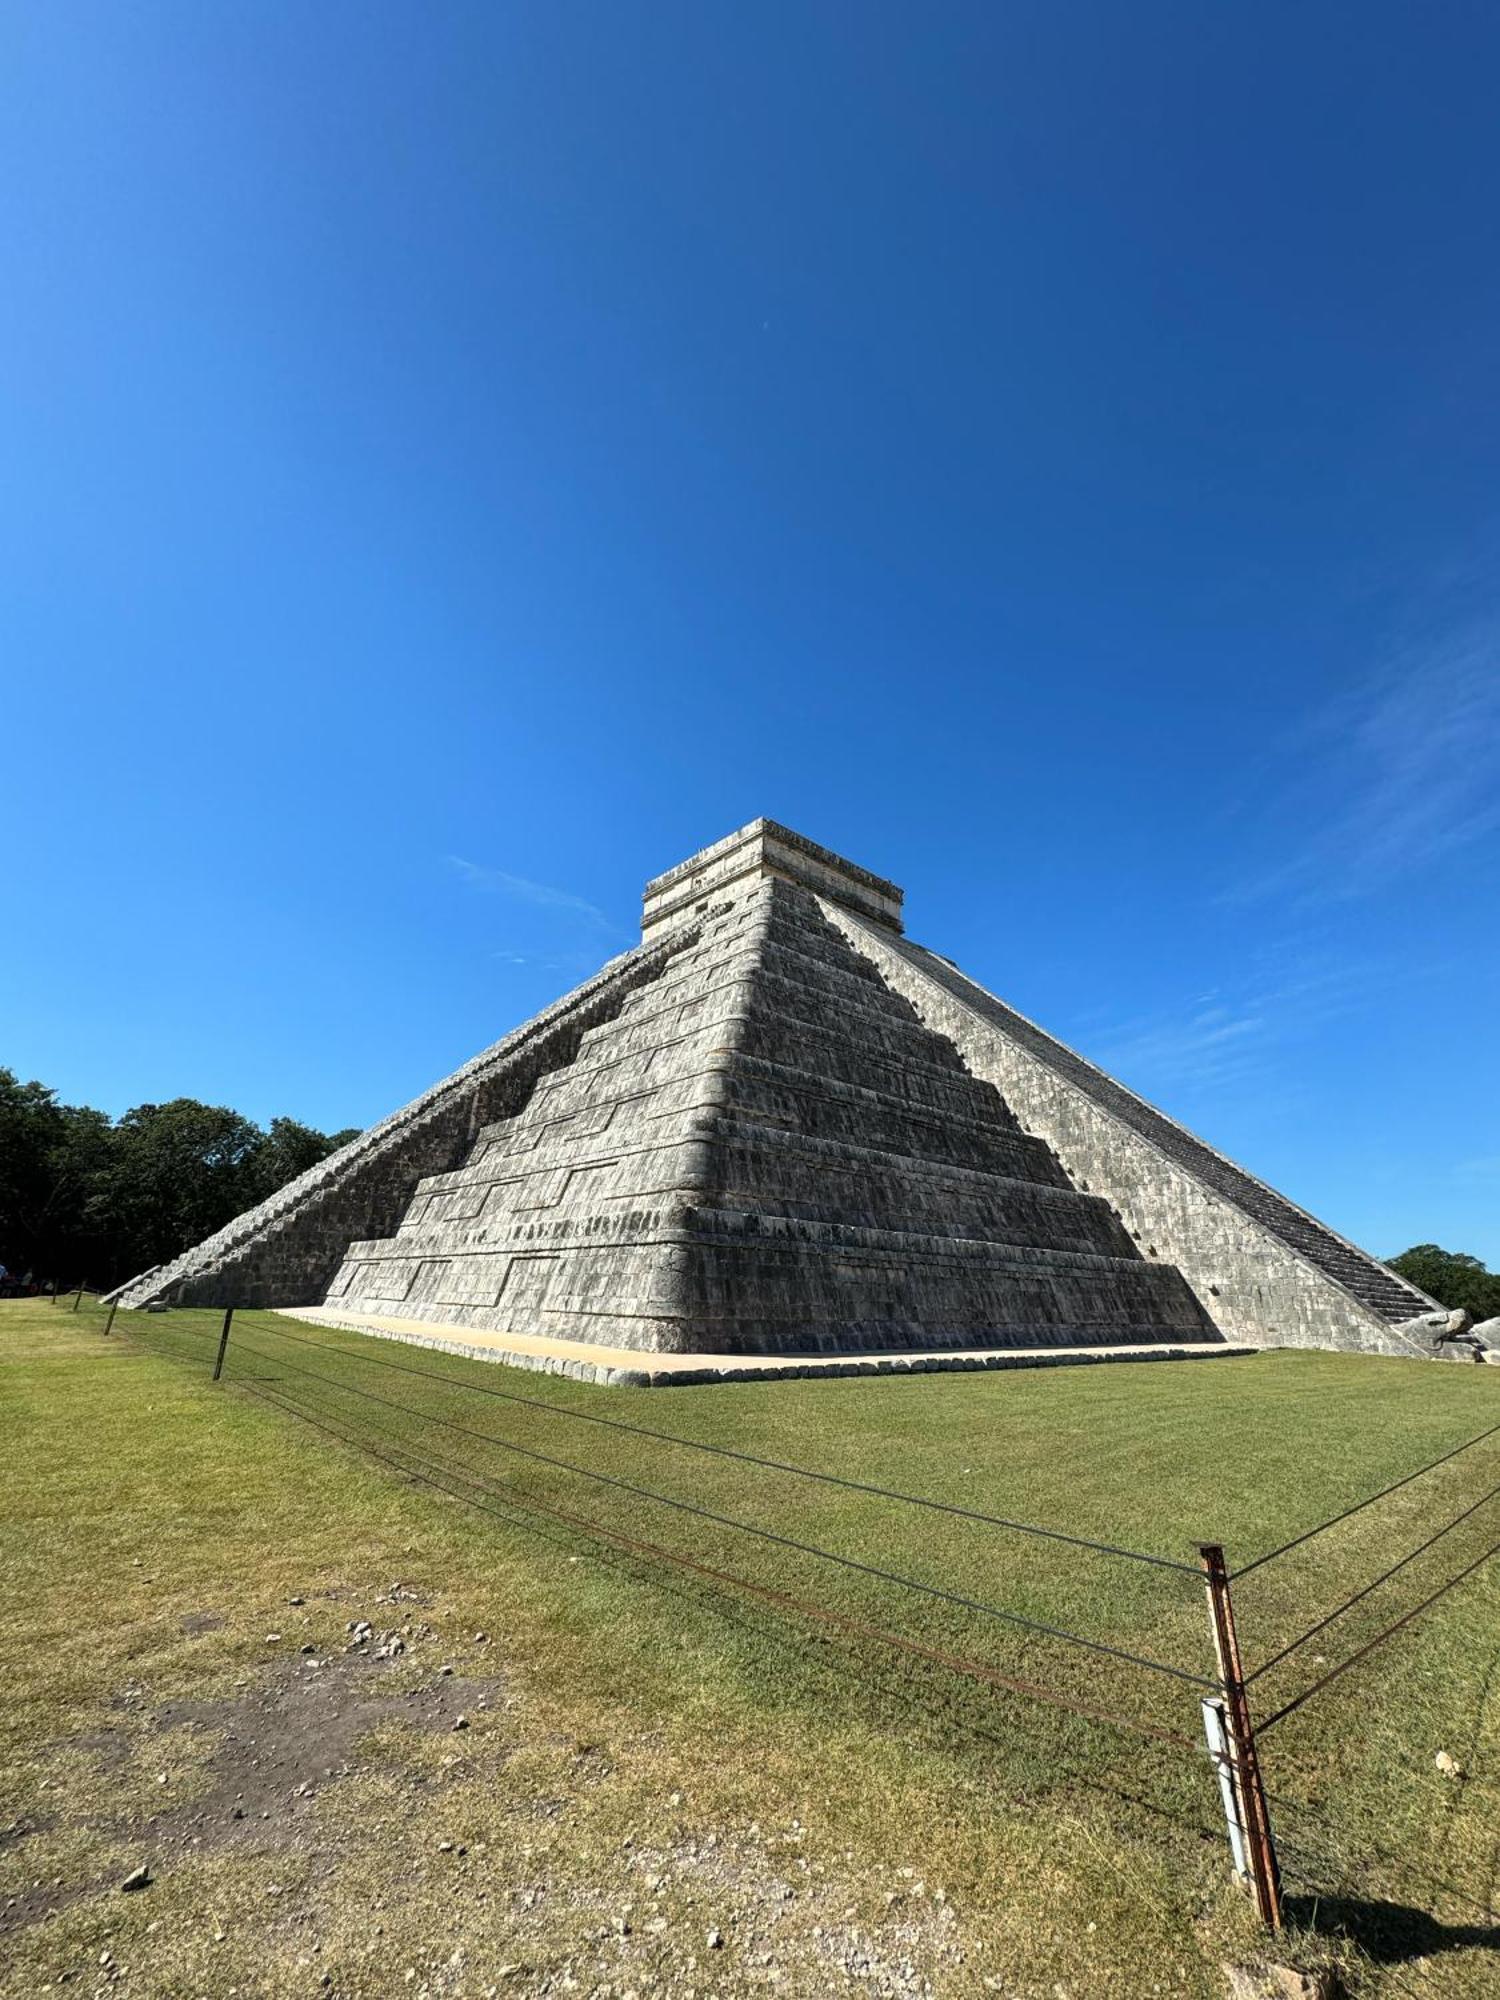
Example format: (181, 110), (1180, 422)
(324, 877), (1218, 1356)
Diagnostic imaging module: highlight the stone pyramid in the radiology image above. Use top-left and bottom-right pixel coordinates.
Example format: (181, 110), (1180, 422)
(114, 820), (1438, 1369)
(322, 873), (1215, 1354)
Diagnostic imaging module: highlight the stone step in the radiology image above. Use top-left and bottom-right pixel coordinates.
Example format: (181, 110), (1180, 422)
(712, 1055), (1070, 1182)
(288, 1305), (1252, 1387)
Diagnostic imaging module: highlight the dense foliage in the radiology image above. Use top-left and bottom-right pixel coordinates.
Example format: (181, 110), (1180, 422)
(1388, 1244), (1500, 1322)
(0, 1067), (359, 1289)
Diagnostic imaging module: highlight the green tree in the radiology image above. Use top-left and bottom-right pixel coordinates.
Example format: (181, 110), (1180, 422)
(244, 1118), (360, 1202)
(90, 1099), (266, 1274)
(0, 1069), (115, 1282)
(1387, 1244), (1500, 1322)
(0, 1069), (59, 1275)
(250, 1116), (341, 1198)
(0, 1069), (362, 1287)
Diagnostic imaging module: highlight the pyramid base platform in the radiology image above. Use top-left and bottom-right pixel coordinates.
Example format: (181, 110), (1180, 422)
(279, 1306), (1256, 1388)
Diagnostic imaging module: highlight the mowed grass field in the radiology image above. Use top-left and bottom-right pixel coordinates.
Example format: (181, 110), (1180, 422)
(3, 1298), (1499, 1999)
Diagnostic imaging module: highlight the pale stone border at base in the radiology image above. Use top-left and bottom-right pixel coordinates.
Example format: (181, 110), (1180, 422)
(275, 1306), (1257, 1388)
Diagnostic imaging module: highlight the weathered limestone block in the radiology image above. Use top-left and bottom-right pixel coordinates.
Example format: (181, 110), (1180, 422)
(1391, 1307), (1494, 1362)
(1393, 1308), (1474, 1340)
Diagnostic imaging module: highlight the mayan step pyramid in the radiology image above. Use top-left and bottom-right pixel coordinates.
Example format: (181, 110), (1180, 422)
(113, 820), (1438, 1370)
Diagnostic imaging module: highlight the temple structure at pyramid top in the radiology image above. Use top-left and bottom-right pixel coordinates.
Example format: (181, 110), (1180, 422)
(641, 818), (905, 940)
(111, 820), (1447, 1378)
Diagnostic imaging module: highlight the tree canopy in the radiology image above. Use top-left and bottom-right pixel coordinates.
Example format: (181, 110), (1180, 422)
(1387, 1243), (1500, 1322)
(0, 1068), (359, 1289)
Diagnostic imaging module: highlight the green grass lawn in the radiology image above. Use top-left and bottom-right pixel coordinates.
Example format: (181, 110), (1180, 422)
(3, 1296), (1499, 1999)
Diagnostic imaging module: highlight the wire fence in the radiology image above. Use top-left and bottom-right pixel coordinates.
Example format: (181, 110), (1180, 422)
(51, 1289), (1500, 1940)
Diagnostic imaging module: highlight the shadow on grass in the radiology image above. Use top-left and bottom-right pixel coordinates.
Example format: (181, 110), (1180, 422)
(303, 1379), (1500, 1943)
(1284, 1892), (1500, 1965)
(124, 1325), (1499, 1951)
(236, 1361), (1228, 1835)
(341, 1398), (1500, 1966)
(1273, 1802), (1498, 1930)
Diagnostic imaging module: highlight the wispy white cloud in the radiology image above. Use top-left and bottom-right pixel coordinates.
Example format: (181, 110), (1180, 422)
(490, 947), (596, 972)
(446, 855), (617, 931)
(1087, 1001), (1268, 1096)
(1228, 585), (1500, 905)
(1079, 954), (1383, 1101)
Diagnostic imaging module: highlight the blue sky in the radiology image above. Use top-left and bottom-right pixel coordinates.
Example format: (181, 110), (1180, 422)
(3, 3), (1498, 1263)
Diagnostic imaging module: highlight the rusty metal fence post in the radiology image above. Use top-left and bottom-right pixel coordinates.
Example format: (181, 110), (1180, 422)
(212, 1306), (236, 1382)
(1200, 1542), (1282, 1929)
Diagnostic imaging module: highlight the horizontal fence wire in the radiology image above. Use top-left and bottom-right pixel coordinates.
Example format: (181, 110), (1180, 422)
(224, 1320), (1214, 1687)
(1257, 1537), (1500, 1734)
(1233, 1419), (1500, 1579)
(95, 1298), (1500, 1927)
(237, 1312), (1198, 1572)
(233, 1369), (1200, 1751)
(1244, 1476), (1500, 1684)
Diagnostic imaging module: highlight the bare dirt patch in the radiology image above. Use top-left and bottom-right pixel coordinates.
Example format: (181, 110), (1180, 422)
(1, 1628), (507, 1941)
(125, 1648), (507, 1858)
(178, 1611), (227, 1636)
